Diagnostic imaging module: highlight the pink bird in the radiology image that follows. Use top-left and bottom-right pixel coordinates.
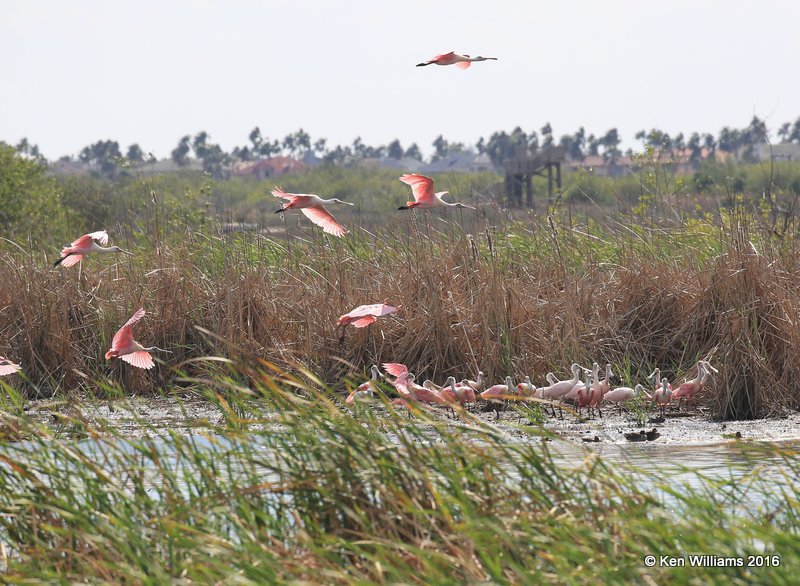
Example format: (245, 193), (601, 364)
(397, 174), (475, 210)
(0, 356), (22, 376)
(649, 368), (672, 396)
(653, 377), (673, 415)
(481, 376), (516, 419)
(462, 371), (484, 392)
(673, 361), (718, 407)
(272, 188), (352, 237)
(54, 230), (129, 267)
(382, 362), (445, 403)
(602, 384), (648, 409)
(576, 373), (594, 417)
(558, 363), (591, 403)
(337, 304), (400, 343)
(516, 376), (537, 397)
(105, 308), (170, 369)
(346, 365), (382, 405)
(438, 377), (476, 405)
(416, 51), (498, 69)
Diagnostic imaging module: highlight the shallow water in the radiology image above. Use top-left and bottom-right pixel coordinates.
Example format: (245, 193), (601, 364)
(12, 396), (800, 515)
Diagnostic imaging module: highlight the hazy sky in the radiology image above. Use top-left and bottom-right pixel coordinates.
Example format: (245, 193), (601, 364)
(3, 0), (799, 159)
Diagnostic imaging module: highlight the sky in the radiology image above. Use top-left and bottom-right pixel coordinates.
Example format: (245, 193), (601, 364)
(3, 0), (800, 160)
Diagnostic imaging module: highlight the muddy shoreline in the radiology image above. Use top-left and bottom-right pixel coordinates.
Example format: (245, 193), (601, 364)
(15, 395), (800, 448)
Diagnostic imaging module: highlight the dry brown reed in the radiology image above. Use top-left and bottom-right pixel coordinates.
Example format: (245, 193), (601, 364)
(1, 208), (799, 419)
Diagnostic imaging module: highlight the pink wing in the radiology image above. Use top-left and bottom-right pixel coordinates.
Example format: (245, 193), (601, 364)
(0, 357), (22, 376)
(111, 308), (146, 350)
(272, 188), (293, 200)
(272, 188), (314, 201)
(301, 205), (348, 237)
(67, 233), (95, 249)
(120, 351), (155, 369)
(59, 254), (84, 267)
(343, 304), (400, 320)
(456, 61), (471, 70)
(433, 51), (455, 63)
(350, 316), (377, 328)
(87, 230), (109, 245)
(382, 363), (408, 378)
(399, 174), (435, 204)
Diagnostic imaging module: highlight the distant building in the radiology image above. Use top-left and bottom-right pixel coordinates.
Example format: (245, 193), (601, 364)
(132, 158), (204, 175)
(756, 142), (800, 162)
(567, 155), (635, 177)
(420, 151), (496, 174)
(359, 156), (425, 172)
(566, 147), (727, 177)
(232, 156), (307, 179)
(48, 159), (92, 176)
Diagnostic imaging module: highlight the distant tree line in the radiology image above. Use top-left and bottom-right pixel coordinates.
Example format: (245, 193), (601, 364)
(11, 114), (800, 179)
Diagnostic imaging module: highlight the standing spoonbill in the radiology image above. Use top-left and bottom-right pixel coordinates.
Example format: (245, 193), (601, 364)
(516, 376), (537, 397)
(416, 52), (498, 69)
(382, 363), (445, 404)
(602, 384), (648, 412)
(653, 377), (673, 415)
(541, 363), (584, 417)
(0, 356), (22, 376)
(272, 188), (353, 237)
(463, 371), (484, 392)
(105, 309), (171, 369)
(397, 174), (475, 210)
(673, 360), (718, 409)
(481, 376), (516, 420)
(54, 230), (130, 267)
(346, 365), (382, 405)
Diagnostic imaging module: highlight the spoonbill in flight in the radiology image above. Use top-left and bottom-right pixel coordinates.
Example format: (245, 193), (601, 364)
(0, 356), (21, 376)
(416, 52), (498, 69)
(54, 230), (130, 267)
(272, 188), (353, 237)
(397, 174), (475, 210)
(105, 308), (171, 369)
(337, 303), (400, 343)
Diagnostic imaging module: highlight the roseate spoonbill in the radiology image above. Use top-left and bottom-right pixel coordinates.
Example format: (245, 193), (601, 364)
(382, 362), (413, 395)
(576, 371), (594, 419)
(673, 360), (718, 408)
(587, 363), (612, 418)
(0, 357), (21, 376)
(407, 374), (446, 404)
(481, 376), (515, 420)
(602, 384), (648, 412)
(463, 371), (484, 392)
(598, 364), (614, 395)
(272, 188), (352, 237)
(337, 303), (400, 344)
(516, 376), (537, 397)
(54, 230), (130, 267)
(653, 377), (673, 415)
(346, 365), (382, 405)
(541, 363), (584, 417)
(439, 377), (475, 416)
(105, 308), (170, 369)
(416, 52), (498, 69)
(397, 174), (475, 210)
(545, 372), (558, 385)
(382, 363), (444, 404)
(565, 362), (598, 403)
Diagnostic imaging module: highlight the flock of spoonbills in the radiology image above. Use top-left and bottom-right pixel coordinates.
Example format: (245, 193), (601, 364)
(345, 360), (719, 420)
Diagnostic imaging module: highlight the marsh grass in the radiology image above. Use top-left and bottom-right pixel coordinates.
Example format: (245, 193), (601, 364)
(0, 370), (797, 583)
(2, 194), (800, 419)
